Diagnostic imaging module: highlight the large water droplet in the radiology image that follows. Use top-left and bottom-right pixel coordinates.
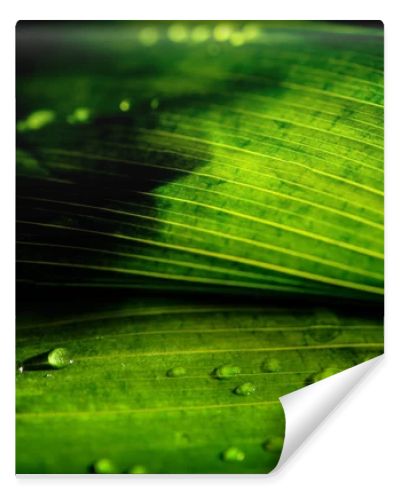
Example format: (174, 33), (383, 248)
(166, 366), (186, 377)
(213, 365), (241, 380)
(234, 382), (256, 396)
(48, 348), (73, 368)
(222, 446), (245, 462)
(92, 458), (117, 474)
(128, 465), (148, 474)
(20, 347), (73, 371)
(263, 436), (284, 452)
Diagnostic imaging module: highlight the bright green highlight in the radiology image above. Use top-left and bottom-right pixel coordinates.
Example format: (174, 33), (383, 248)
(222, 446), (245, 462)
(128, 465), (148, 474)
(213, 23), (234, 42)
(17, 110), (55, 132)
(166, 366), (187, 377)
(262, 358), (281, 372)
(191, 25), (211, 43)
(167, 24), (189, 43)
(15, 20), (384, 474)
(119, 99), (131, 112)
(213, 365), (241, 380)
(67, 107), (91, 124)
(234, 382), (256, 396)
(47, 348), (73, 369)
(93, 458), (118, 474)
(138, 27), (159, 46)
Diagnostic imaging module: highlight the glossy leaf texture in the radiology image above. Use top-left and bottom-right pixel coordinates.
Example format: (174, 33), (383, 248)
(16, 21), (383, 299)
(16, 21), (384, 474)
(16, 296), (383, 473)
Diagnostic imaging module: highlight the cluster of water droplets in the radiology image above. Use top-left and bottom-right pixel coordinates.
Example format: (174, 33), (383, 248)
(137, 22), (261, 47)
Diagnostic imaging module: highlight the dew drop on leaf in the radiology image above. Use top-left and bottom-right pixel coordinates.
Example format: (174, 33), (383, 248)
(221, 446), (245, 462)
(234, 382), (256, 396)
(19, 347), (73, 371)
(67, 107), (91, 124)
(166, 366), (186, 377)
(261, 358), (281, 373)
(92, 458), (118, 474)
(48, 348), (73, 369)
(213, 365), (241, 379)
(119, 99), (131, 112)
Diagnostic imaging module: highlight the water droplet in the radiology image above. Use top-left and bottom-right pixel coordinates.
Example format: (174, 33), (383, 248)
(213, 23), (234, 42)
(150, 98), (159, 110)
(17, 109), (55, 132)
(191, 25), (211, 43)
(92, 458), (117, 474)
(234, 382), (256, 396)
(167, 23), (189, 43)
(263, 436), (284, 452)
(119, 99), (131, 112)
(20, 347), (73, 371)
(128, 465), (148, 474)
(213, 365), (241, 380)
(138, 27), (159, 46)
(166, 366), (186, 377)
(222, 446), (245, 462)
(67, 107), (91, 124)
(261, 358), (281, 373)
(48, 348), (73, 369)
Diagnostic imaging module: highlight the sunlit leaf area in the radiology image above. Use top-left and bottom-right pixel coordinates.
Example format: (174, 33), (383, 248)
(16, 21), (383, 474)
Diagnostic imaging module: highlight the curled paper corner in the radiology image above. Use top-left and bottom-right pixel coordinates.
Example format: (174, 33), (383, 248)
(272, 355), (384, 473)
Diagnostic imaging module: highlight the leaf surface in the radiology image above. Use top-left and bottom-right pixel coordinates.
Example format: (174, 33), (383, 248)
(16, 21), (384, 474)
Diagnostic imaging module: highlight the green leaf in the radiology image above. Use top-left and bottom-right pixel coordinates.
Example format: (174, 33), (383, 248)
(16, 21), (384, 474)
(16, 297), (383, 473)
(16, 21), (383, 299)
